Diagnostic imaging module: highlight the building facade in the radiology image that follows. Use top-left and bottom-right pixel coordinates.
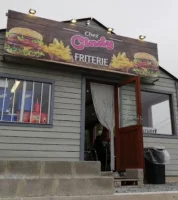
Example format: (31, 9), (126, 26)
(0, 10), (178, 178)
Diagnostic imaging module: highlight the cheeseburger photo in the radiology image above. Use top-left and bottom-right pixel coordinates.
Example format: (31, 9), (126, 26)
(5, 27), (45, 58)
(134, 52), (158, 69)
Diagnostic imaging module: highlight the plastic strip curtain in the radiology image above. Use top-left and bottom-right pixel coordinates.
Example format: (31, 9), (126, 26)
(90, 82), (115, 171)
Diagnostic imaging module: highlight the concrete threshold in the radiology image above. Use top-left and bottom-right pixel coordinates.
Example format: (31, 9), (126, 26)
(114, 191), (178, 200)
(114, 191), (178, 195)
(1, 193), (178, 200)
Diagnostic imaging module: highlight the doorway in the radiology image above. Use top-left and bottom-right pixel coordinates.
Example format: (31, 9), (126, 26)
(84, 76), (144, 172)
(84, 80), (113, 171)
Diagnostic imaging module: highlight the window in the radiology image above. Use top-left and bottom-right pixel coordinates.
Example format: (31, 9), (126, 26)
(0, 76), (52, 125)
(141, 91), (173, 135)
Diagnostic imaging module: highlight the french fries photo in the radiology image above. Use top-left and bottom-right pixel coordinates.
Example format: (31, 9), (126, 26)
(109, 52), (134, 72)
(43, 38), (73, 62)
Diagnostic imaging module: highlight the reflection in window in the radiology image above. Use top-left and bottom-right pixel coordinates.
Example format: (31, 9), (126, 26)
(0, 77), (52, 124)
(141, 91), (172, 135)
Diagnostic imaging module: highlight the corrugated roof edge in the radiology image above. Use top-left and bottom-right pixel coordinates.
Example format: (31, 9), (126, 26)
(159, 66), (178, 81)
(62, 17), (115, 34)
(0, 17), (115, 35)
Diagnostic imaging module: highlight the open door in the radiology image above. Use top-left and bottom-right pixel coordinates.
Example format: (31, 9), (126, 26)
(115, 76), (144, 171)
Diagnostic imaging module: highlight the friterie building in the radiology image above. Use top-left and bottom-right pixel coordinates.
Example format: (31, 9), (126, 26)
(0, 10), (178, 179)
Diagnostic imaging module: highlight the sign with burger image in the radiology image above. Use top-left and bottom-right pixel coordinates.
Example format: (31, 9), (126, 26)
(109, 52), (159, 77)
(5, 27), (73, 62)
(4, 10), (159, 78)
(133, 53), (159, 77)
(5, 28), (45, 58)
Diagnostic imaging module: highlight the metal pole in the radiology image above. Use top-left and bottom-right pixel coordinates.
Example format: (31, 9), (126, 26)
(47, 84), (51, 124)
(30, 82), (35, 123)
(1, 78), (8, 121)
(19, 81), (26, 122)
(39, 83), (43, 123)
(11, 80), (16, 122)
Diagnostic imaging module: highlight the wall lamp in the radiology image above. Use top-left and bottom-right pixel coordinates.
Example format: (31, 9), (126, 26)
(29, 9), (36, 16)
(71, 19), (77, 24)
(107, 27), (114, 33)
(139, 35), (146, 40)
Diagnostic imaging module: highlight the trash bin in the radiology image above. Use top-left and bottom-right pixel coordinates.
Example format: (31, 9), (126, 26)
(144, 146), (170, 184)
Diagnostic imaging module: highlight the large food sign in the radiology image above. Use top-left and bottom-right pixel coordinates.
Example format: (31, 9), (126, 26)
(4, 10), (159, 77)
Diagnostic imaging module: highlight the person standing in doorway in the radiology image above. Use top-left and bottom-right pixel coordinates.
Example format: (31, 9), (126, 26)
(93, 127), (110, 171)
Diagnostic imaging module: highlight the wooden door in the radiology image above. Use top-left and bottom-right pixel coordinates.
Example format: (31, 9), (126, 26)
(115, 76), (144, 171)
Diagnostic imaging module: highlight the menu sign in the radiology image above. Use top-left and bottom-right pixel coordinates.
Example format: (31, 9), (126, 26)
(4, 10), (159, 77)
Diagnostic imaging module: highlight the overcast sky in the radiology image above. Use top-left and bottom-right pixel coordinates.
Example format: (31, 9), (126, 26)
(0, 0), (178, 77)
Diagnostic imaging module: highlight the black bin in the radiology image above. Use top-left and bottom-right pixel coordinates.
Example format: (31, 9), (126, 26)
(144, 147), (170, 184)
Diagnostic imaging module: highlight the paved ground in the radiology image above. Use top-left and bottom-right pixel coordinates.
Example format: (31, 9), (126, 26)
(115, 182), (178, 193)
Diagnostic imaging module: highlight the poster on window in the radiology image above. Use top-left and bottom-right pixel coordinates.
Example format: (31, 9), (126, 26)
(4, 10), (159, 78)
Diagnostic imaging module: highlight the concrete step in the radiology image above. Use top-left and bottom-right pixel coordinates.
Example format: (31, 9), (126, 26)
(114, 178), (143, 187)
(0, 192), (178, 200)
(125, 169), (143, 180)
(101, 172), (143, 187)
(0, 177), (114, 198)
(0, 161), (101, 178)
(101, 172), (120, 178)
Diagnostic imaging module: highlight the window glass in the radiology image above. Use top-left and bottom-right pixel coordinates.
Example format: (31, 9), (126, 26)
(141, 91), (172, 135)
(12, 80), (23, 122)
(0, 77), (52, 125)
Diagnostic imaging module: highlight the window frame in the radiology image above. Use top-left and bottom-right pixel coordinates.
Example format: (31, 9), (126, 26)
(0, 73), (55, 128)
(141, 88), (177, 138)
